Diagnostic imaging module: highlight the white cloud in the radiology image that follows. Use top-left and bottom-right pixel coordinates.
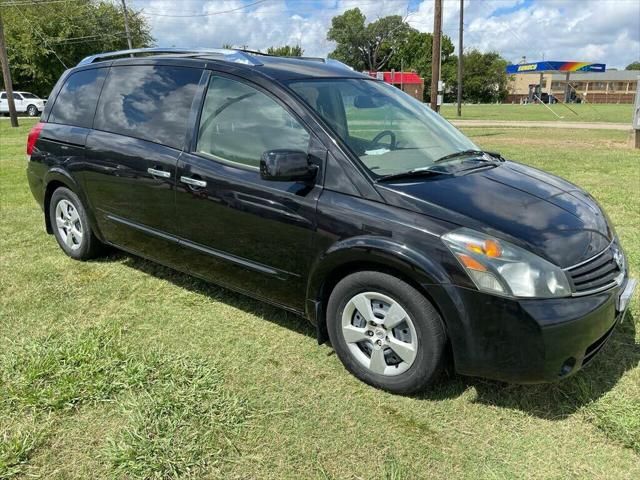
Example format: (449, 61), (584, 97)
(132, 0), (640, 68)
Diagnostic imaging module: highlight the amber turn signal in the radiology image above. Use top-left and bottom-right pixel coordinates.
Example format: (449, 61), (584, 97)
(457, 254), (488, 272)
(466, 239), (502, 258)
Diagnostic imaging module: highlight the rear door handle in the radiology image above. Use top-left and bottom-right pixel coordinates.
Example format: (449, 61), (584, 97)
(147, 167), (171, 178)
(180, 176), (207, 188)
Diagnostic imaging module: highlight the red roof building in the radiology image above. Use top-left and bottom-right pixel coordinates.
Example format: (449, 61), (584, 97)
(366, 71), (425, 101)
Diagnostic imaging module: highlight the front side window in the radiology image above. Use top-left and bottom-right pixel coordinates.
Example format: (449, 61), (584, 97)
(196, 75), (310, 168)
(49, 68), (107, 128)
(288, 78), (478, 177)
(94, 65), (202, 149)
(21, 93), (38, 99)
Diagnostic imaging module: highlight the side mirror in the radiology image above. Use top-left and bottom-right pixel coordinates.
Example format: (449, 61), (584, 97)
(260, 149), (317, 182)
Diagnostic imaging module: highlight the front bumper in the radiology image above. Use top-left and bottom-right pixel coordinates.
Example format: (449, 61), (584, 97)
(439, 277), (636, 383)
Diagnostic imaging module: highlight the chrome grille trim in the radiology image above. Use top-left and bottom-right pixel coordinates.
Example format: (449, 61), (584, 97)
(563, 240), (625, 297)
(564, 240), (614, 271)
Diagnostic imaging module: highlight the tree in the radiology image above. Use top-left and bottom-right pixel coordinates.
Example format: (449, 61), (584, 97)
(266, 45), (303, 57)
(1, 0), (152, 97)
(327, 8), (411, 71)
(459, 50), (508, 103)
(387, 30), (456, 102)
(625, 61), (640, 70)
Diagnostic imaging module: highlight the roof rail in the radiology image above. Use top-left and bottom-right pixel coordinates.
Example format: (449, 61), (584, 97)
(77, 47), (262, 67)
(289, 56), (353, 70)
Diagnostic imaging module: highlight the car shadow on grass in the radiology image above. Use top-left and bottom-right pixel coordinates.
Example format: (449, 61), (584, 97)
(98, 251), (637, 420)
(420, 313), (639, 420)
(102, 252), (317, 340)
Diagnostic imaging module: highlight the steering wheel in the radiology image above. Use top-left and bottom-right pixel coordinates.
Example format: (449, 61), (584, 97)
(371, 130), (397, 150)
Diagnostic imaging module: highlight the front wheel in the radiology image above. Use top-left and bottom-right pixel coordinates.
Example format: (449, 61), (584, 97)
(49, 187), (103, 260)
(26, 104), (39, 117)
(327, 271), (447, 394)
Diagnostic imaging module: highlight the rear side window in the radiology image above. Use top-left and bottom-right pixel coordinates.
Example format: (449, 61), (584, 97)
(49, 68), (107, 128)
(94, 65), (202, 149)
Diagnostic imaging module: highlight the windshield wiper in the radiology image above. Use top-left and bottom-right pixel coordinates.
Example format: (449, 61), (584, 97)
(376, 167), (447, 183)
(434, 149), (503, 164)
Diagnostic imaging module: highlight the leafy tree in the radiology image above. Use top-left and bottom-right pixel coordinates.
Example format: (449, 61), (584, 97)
(266, 45), (303, 57)
(387, 30), (456, 102)
(459, 50), (508, 103)
(1, 0), (152, 96)
(625, 61), (640, 70)
(327, 8), (411, 71)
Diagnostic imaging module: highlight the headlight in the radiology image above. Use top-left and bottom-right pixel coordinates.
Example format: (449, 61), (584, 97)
(442, 228), (571, 298)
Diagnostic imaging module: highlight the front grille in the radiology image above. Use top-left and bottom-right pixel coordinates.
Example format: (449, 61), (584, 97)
(565, 243), (624, 295)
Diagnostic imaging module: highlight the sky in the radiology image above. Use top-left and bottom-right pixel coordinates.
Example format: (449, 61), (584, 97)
(130, 0), (640, 69)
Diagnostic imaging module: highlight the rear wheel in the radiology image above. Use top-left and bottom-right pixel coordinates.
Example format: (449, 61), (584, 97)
(26, 104), (39, 117)
(49, 187), (103, 260)
(327, 271), (447, 394)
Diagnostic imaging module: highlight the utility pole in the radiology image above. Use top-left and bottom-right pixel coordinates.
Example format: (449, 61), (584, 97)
(457, 0), (463, 117)
(121, 0), (133, 52)
(430, 0), (442, 112)
(0, 12), (18, 127)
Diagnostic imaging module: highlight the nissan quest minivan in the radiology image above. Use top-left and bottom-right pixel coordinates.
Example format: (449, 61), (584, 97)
(26, 48), (636, 394)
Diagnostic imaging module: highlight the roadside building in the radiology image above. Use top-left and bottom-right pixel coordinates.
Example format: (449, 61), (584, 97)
(365, 71), (425, 101)
(507, 70), (639, 104)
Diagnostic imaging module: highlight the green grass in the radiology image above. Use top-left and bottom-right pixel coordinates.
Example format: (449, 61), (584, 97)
(1, 119), (639, 479)
(441, 103), (635, 123)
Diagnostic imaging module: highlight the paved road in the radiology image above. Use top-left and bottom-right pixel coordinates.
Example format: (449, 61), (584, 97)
(450, 120), (632, 130)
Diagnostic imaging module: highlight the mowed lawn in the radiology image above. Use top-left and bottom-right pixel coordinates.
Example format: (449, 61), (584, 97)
(1, 119), (639, 479)
(441, 103), (634, 123)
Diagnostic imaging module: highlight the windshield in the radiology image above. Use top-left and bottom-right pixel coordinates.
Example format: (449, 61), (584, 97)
(287, 78), (478, 176)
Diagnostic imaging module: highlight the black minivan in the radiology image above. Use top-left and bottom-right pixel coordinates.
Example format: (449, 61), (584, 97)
(27, 48), (636, 393)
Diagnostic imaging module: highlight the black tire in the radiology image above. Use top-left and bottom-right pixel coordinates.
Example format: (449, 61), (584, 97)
(327, 271), (447, 394)
(26, 104), (39, 117)
(49, 187), (103, 260)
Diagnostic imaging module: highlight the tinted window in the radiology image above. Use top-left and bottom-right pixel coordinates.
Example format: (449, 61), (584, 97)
(22, 93), (38, 99)
(0, 93), (5, 99)
(49, 68), (107, 128)
(196, 76), (309, 168)
(94, 65), (202, 149)
(13, 93), (22, 100)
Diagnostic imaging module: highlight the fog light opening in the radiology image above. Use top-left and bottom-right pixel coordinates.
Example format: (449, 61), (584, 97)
(559, 357), (576, 377)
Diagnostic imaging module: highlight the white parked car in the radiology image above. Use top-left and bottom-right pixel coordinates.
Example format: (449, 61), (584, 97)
(0, 91), (47, 117)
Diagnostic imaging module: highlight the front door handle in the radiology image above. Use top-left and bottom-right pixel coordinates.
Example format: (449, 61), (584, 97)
(147, 167), (171, 178)
(180, 176), (207, 188)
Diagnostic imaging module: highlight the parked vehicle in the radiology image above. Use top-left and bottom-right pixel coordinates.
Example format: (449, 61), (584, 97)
(26, 48), (636, 394)
(539, 92), (558, 104)
(1, 91), (46, 116)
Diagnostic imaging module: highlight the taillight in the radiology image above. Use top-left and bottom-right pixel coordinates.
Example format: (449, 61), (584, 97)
(26, 122), (45, 157)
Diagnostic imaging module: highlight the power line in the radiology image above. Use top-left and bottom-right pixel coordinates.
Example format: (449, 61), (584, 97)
(139, 0), (270, 18)
(48, 33), (130, 45)
(2, 0), (83, 6)
(12, 6), (68, 68)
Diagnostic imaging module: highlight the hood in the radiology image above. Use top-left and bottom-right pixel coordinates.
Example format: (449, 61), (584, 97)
(377, 161), (613, 268)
